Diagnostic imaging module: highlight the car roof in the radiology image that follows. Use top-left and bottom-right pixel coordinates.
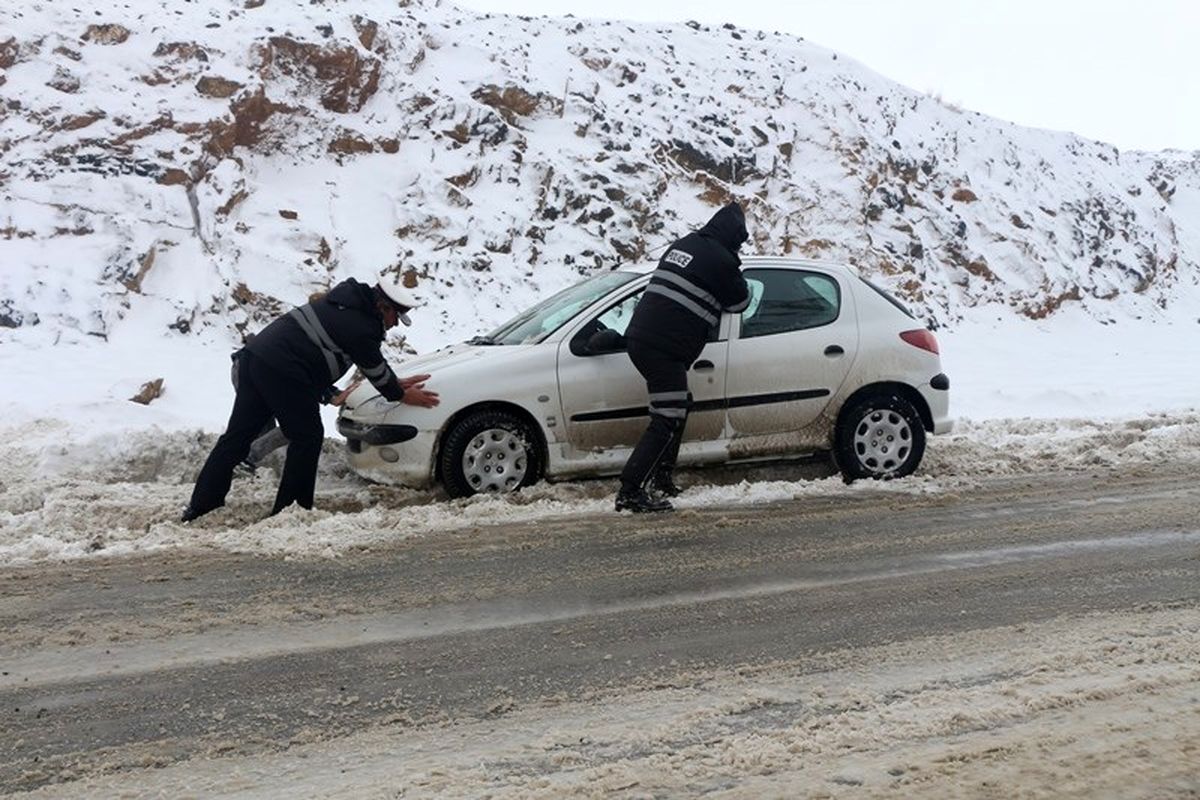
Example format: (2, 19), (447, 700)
(615, 255), (859, 276)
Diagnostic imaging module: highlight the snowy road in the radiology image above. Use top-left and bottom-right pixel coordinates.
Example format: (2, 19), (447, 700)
(1, 466), (1198, 797)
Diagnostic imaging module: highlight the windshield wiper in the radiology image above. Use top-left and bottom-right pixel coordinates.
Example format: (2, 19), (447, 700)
(467, 335), (497, 346)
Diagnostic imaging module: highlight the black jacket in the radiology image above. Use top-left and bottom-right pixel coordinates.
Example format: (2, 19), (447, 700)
(625, 202), (751, 363)
(246, 278), (405, 402)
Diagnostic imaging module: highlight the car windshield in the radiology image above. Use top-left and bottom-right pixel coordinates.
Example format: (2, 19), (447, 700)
(477, 270), (641, 345)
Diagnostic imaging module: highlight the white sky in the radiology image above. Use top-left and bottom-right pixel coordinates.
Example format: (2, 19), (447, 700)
(456, 0), (1200, 153)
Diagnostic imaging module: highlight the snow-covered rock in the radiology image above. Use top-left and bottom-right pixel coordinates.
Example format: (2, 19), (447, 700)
(2, 0), (1197, 349)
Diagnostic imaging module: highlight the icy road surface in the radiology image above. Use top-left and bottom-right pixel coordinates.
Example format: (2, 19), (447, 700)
(1, 466), (1197, 798)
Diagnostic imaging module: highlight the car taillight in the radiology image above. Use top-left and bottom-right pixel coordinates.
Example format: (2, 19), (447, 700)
(900, 329), (939, 354)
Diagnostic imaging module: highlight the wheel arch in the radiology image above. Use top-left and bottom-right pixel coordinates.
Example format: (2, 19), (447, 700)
(836, 381), (934, 433)
(433, 401), (550, 485)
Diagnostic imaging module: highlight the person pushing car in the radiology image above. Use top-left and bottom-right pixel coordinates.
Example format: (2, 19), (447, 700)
(182, 275), (439, 522)
(616, 201), (751, 513)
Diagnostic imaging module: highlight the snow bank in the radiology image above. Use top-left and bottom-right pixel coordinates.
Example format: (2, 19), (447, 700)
(2, 297), (1197, 566)
(2, 410), (1197, 566)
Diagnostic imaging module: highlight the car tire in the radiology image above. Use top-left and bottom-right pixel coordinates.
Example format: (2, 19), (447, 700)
(440, 409), (543, 498)
(834, 393), (926, 482)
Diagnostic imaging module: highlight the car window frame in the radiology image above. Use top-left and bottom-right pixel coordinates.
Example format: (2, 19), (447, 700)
(734, 267), (843, 340)
(565, 275), (735, 357)
(484, 269), (643, 346)
(567, 286), (646, 356)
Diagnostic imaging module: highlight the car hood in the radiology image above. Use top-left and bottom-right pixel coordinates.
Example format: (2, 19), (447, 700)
(341, 342), (544, 419)
(393, 342), (504, 374)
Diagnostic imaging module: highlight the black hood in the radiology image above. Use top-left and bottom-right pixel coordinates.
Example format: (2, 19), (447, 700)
(326, 278), (377, 312)
(697, 202), (749, 253)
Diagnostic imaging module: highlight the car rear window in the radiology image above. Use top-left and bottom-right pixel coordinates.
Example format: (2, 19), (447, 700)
(858, 276), (915, 319)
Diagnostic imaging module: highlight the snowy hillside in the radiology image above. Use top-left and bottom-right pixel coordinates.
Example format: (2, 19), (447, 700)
(3, 0), (1198, 351)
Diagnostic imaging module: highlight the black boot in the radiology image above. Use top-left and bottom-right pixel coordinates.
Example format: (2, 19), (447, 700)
(615, 486), (673, 513)
(649, 471), (682, 498)
(180, 504), (206, 523)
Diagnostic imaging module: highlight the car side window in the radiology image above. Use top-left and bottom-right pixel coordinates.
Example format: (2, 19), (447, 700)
(739, 269), (840, 339)
(569, 289), (644, 356)
(595, 289), (642, 335)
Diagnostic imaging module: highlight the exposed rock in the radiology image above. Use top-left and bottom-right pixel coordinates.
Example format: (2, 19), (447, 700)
(83, 24), (131, 45)
(61, 111), (106, 131)
(408, 94), (436, 113)
(231, 282), (285, 318)
(129, 378), (165, 405)
(0, 300), (37, 328)
(139, 71), (173, 87)
(1024, 285), (1082, 319)
(353, 16), (380, 51)
(0, 38), (17, 69)
(328, 132), (374, 155)
(196, 76), (243, 98)
(279, 209), (298, 219)
(204, 87), (294, 156)
(951, 187), (978, 203)
(123, 245), (158, 293)
(664, 139), (759, 183)
(378, 138), (400, 154)
(447, 166), (479, 188)
(262, 36), (382, 114)
(157, 168), (190, 186)
(154, 41), (209, 61)
(471, 84), (563, 125)
(111, 113), (176, 146)
(443, 123), (470, 145)
(581, 55), (611, 72)
(47, 67), (81, 94)
(54, 45), (82, 61)
(216, 189), (249, 216)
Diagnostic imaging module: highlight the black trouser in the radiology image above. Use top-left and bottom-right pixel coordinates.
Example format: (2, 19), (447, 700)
(230, 353), (281, 460)
(620, 341), (692, 491)
(190, 351), (324, 516)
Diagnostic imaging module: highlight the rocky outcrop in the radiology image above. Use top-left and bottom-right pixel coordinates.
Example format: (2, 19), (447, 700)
(82, 24), (131, 45)
(471, 85), (563, 125)
(196, 76), (243, 99)
(260, 36), (382, 114)
(0, 1), (1196, 341)
(0, 38), (18, 69)
(204, 87), (294, 156)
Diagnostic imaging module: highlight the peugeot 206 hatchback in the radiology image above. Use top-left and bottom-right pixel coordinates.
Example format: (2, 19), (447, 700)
(337, 257), (953, 497)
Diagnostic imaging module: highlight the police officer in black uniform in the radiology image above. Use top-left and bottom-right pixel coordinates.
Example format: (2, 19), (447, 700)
(617, 202), (751, 512)
(183, 277), (439, 521)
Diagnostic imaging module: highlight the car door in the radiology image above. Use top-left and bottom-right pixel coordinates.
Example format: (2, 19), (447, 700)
(557, 286), (731, 451)
(724, 267), (858, 437)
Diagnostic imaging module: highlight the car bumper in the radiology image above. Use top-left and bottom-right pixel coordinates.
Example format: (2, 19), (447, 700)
(920, 373), (954, 435)
(336, 418), (419, 446)
(343, 428), (438, 488)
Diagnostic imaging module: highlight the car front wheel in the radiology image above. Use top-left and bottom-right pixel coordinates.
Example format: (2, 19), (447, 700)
(834, 393), (926, 481)
(439, 409), (543, 498)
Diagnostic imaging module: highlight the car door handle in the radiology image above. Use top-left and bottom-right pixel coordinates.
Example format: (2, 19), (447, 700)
(692, 359), (715, 372)
(824, 345), (844, 357)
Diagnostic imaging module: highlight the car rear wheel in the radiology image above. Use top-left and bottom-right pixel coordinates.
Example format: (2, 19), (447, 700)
(834, 393), (926, 481)
(439, 409), (543, 498)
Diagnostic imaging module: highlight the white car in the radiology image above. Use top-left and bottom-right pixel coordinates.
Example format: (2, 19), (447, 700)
(338, 257), (952, 496)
